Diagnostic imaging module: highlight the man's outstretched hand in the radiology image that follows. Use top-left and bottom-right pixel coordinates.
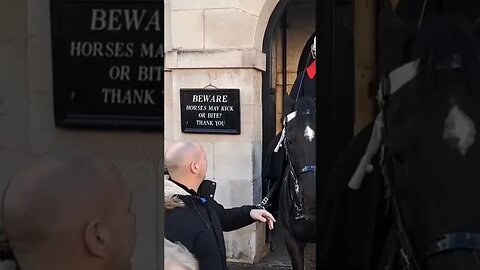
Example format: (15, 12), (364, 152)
(250, 209), (276, 230)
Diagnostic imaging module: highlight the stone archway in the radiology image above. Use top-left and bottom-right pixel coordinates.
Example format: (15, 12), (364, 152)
(253, 0), (282, 51)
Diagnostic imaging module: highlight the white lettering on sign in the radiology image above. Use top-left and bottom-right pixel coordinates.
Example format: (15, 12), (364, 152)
(196, 120), (214, 126)
(144, 10), (161, 31)
(208, 105), (220, 111)
(180, 91), (240, 132)
(90, 9), (161, 31)
(108, 65), (131, 81)
(185, 105), (207, 111)
(192, 95), (228, 103)
(140, 43), (164, 58)
(138, 66), (162, 82)
(220, 106), (234, 111)
(70, 41), (134, 58)
(208, 113), (222, 119)
(101, 88), (155, 105)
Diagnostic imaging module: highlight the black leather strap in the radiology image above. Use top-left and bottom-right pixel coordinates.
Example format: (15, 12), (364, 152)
(258, 175), (285, 208)
(428, 232), (480, 256)
(382, 158), (422, 270)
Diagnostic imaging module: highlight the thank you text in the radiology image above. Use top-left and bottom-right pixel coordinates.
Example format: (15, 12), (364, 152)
(180, 89), (241, 134)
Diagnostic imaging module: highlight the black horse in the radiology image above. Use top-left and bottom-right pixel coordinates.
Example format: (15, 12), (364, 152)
(378, 7), (480, 270)
(275, 94), (316, 270)
(317, 122), (391, 270)
(261, 37), (316, 269)
(319, 1), (480, 269)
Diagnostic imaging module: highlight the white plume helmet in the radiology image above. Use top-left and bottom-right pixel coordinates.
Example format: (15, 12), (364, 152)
(311, 36), (316, 59)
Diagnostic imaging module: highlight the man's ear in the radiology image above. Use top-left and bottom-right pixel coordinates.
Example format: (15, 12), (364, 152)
(190, 161), (199, 174)
(85, 220), (110, 257)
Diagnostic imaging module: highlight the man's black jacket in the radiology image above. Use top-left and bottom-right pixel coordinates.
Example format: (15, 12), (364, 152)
(164, 178), (257, 270)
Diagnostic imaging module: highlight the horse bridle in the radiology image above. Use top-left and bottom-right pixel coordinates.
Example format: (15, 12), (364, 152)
(283, 111), (317, 179)
(259, 37), (317, 215)
(282, 110), (316, 220)
(370, 55), (478, 270)
(347, 3), (480, 269)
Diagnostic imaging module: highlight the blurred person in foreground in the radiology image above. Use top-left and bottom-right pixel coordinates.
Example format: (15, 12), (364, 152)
(164, 238), (198, 270)
(2, 150), (136, 270)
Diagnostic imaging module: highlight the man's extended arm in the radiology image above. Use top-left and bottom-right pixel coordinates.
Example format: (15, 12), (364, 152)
(211, 201), (258, 232)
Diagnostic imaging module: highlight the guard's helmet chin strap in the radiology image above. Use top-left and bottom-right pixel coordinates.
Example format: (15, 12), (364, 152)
(311, 36), (316, 60)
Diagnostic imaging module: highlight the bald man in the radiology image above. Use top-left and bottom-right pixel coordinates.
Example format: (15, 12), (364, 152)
(2, 150), (136, 270)
(164, 140), (275, 270)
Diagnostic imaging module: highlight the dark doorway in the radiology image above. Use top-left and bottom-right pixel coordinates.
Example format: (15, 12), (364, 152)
(258, 0), (317, 268)
(297, 32), (316, 73)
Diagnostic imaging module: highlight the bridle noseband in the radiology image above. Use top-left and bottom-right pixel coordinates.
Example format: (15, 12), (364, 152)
(282, 110), (316, 220)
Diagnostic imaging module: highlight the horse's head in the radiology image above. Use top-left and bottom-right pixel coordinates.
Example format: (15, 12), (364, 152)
(284, 95), (316, 219)
(381, 12), (480, 268)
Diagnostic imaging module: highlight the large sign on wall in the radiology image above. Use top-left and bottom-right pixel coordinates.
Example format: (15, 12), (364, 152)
(50, 0), (163, 129)
(180, 89), (241, 134)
